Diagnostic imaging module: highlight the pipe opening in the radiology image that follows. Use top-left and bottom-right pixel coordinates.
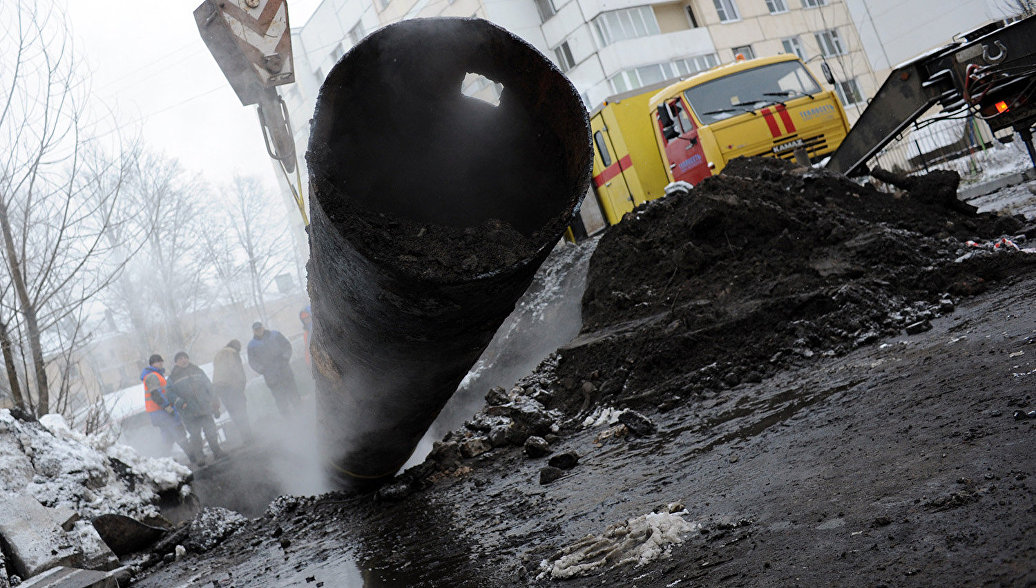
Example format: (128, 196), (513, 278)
(461, 73), (502, 106)
(307, 18), (590, 282)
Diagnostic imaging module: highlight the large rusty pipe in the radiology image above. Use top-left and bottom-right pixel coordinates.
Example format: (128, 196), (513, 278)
(306, 18), (591, 485)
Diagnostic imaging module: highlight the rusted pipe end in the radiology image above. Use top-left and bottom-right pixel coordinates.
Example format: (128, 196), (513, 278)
(306, 18), (591, 485)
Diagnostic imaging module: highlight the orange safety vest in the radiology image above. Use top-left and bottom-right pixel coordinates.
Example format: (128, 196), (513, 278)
(143, 371), (169, 413)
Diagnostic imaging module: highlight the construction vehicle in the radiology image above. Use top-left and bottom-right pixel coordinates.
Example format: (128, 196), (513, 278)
(826, 13), (1036, 177)
(194, 0), (307, 223)
(574, 54), (852, 236)
(584, 80), (679, 226)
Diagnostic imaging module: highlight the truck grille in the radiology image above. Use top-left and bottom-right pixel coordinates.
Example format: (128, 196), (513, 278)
(753, 133), (828, 161)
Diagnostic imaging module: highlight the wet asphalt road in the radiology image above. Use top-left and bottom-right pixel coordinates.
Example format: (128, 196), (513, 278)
(135, 272), (1036, 587)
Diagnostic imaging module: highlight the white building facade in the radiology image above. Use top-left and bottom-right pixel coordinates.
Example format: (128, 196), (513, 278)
(275, 0), (1019, 216)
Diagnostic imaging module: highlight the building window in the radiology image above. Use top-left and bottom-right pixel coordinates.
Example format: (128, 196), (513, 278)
(555, 41), (576, 72)
(781, 36), (806, 60)
(732, 44), (755, 60)
(347, 22), (366, 46)
(608, 53), (719, 94)
(331, 42), (346, 62)
(815, 29), (846, 57)
(713, 0), (740, 22)
(594, 131), (612, 166)
(802, 0), (826, 7)
(283, 83), (303, 103)
(534, 0), (556, 21)
(593, 6), (661, 46)
(836, 78), (864, 105)
(685, 5), (699, 27)
(765, 0), (788, 14)
(672, 53), (719, 76)
(635, 63), (667, 86)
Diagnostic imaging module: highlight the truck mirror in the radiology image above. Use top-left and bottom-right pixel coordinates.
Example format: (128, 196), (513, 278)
(821, 62), (835, 85)
(663, 124), (680, 141)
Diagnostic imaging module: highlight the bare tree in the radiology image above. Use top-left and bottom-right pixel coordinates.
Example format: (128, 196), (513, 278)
(103, 151), (214, 355)
(0, 1), (135, 415)
(200, 215), (249, 309)
(222, 175), (296, 323)
(997, 0), (1036, 17)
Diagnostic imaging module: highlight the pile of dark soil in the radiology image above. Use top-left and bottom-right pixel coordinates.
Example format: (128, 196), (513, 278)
(545, 157), (1036, 416)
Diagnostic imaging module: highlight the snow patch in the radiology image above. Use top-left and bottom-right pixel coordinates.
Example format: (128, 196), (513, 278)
(581, 407), (623, 428)
(185, 507), (247, 553)
(539, 504), (699, 579)
(0, 409), (190, 520)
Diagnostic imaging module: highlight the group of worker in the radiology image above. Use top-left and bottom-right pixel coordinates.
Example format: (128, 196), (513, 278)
(140, 321), (300, 466)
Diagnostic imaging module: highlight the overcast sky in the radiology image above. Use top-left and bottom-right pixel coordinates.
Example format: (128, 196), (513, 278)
(65, 0), (322, 189)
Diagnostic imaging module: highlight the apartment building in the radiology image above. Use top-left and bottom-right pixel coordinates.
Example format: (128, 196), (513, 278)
(278, 0), (878, 186)
(276, 0), (1014, 208)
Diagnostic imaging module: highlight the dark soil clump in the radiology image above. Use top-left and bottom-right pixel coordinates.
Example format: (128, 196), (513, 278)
(315, 193), (541, 282)
(546, 157), (1035, 415)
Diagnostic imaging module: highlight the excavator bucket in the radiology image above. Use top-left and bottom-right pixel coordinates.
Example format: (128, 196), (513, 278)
(195, 0), (297, 171)
(194, 0), (294, 104)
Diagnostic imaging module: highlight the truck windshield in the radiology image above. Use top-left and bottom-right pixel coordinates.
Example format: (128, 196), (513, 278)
(683, 61), (822, 125)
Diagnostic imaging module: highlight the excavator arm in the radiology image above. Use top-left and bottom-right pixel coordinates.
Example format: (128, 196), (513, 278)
(194, 0), (297, 173)
(826, 14), (1036, 177)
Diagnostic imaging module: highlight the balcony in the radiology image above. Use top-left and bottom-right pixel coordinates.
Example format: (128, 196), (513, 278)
(596, 27), (714, 78)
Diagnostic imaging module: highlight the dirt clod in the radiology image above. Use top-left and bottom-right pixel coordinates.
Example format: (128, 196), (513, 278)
(547, 452), (579, 470)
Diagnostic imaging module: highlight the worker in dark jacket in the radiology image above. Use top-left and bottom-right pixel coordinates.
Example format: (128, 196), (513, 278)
(168, 351), (226, 463)
(247, 322), (300, 415)
(141, 354), (195, 461)
(212, 339), (252, 442)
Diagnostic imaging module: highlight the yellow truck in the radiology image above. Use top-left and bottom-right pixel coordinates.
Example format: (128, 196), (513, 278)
(577, 54), (852, 235)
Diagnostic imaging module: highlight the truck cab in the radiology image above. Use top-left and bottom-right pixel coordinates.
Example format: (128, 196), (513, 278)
(649, 54), (851, 184)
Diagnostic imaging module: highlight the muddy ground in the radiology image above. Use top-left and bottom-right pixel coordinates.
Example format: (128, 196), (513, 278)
(133, 159), (1035, 586)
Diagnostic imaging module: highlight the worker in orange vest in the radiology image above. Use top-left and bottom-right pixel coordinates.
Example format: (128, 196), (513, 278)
(141, 354), (196, 462)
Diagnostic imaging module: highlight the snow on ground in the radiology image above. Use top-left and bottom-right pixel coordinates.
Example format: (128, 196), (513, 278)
(957, 140), (1034, 185)
(581, 407), (623, 428)
(539, 504), (699, 580)
(966, 180), (1036, 220)
(0, 410), (190, 521)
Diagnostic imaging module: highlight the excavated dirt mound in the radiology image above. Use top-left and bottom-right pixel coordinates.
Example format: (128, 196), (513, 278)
(133, 158), (1036, 587)
(547, 157), (1035, 416)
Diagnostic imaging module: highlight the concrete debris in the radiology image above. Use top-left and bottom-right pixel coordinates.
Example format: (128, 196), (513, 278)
(618, 410), (657, 437)
(484, 386), (510, 406)
(539, 504), (698, 579)
(523, 436), (551, 458)
(15, 566), (118, 588)
(184, 507), (246, 553)
(90, 514), (168, 556)
(487, 424), (510, 448)
(459, 437), (491, 459)
(0, 493), (115, 579)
